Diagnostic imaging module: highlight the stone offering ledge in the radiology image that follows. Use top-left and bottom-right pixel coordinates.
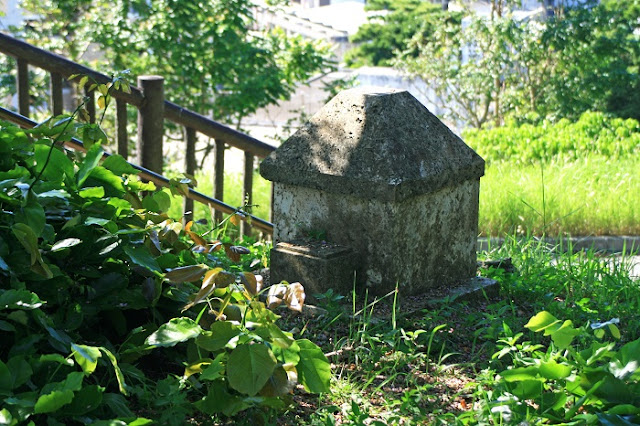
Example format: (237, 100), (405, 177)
(261, 87), (485, 297)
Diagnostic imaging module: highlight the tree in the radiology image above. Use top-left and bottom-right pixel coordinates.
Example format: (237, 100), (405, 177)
(344, 0), (450, 67)
(5, 0), (333, 127)
(399, 14), (528, 127)
(396, 0), (640, 128)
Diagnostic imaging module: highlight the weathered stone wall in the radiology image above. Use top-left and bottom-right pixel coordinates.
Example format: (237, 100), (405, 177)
(273, 179), (479, 295)
(262, 87), (484, 297)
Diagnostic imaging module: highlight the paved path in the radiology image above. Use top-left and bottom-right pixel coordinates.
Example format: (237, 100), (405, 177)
(478, 236), (640, 254)
(619, 255), (640, 280)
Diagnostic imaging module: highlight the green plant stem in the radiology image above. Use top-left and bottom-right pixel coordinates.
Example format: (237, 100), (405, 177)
(29, 101), (85, 191)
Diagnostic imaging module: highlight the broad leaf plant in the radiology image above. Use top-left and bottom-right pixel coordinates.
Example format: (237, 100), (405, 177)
(0, 75), (330, 425)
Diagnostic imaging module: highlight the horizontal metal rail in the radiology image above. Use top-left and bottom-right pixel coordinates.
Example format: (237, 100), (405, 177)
(0, 106), (274, 234)
(0, 32), (276, 158)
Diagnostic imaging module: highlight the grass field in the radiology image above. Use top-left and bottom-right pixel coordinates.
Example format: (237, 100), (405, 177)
(248, 238), (640, 424)
(479, 156), (640, 236)
(167, 170), (272, 225)
(167, 154), (639, 237)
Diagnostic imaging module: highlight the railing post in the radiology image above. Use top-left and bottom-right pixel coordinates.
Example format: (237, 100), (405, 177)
(50, 72), (63, 116)
(84, 86), (96, 123)
(137, 76), (164, 173)
(270, 183), (274, 224)
(241, 151), (254, 236)
(213, 139), (225, 224)
(116, 99), (128, 159)
(183, 126), (197, 223)
(17, 58), (29, 117)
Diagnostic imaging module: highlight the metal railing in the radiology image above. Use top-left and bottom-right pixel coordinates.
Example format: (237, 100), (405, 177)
(0, 32), (275, 235)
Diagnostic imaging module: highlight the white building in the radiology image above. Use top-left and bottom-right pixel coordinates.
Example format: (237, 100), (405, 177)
(0, 0), (24, 29)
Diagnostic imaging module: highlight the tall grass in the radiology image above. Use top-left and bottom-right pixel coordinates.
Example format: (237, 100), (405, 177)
(479, 155), (640, 236)
(167, 170), (272, 224)
(166, 155), (639, 237)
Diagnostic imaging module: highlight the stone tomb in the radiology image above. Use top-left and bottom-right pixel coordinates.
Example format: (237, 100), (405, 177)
(261, 88), (485, 296)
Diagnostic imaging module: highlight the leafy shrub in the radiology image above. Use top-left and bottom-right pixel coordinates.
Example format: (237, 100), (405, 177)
(0, 84), (330, 424)
(463, 111), (640, 165)
(471, 311), (640, 424)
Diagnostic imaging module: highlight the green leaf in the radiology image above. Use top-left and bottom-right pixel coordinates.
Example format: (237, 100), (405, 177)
(102, 393), (134, 418)
(39, 353), (75, 367)
(539, 360), (573, 380)
(610, 339), (640, 380)
(15, 193), (45, 237)
(272, 340), (301, 366)
(525, 312), (579, 349)
(128, 419), (154, 426)
(164, 264), (209, 283)
(510, 379), (545, 400)
(194, 380), (249, 416)
(12, 223), (52, 278)
(123, 245), (161, 273)
(78, 186), (105, 198)
(598, 414), (640, 426)
(77, 143), (104, 187)
(102, 155), (140, 176)
(0, 320), (15, 332)
(142, 190), (172, 213)
(0, 360), (12, 391)
(100, 347), (128, 395)
(34, 390), (74, 413)
(127, 179), (156, 192)
(34, 143), (74, 183)
(85, 216), (112, 227)
(86, 166), (125, 193)
(199, 353), (226, 381)
(0, 408), (13, 425)
(256, 324), (295, 349)
(296, 339), (331, 393)
(525, 311), (560, 333)
(12, 223), (40, 266)
(606, 405), (640, 415)
(196, 321), (241, 352)
(81, 123), (108, 149)
(71, 343), (101, 375)
(51, 238), (82, 252)
(500, 366), (540, 382)
(77, 75), (88, 90)
(7, 356), (33, 389)
(227, 344), (277, 396)
(0, 289), (44, 310)
(61, 384), (103, 416)
(58, 371), (85, 392)
(108, 197), (133, 217)
(259, 365), (293, 397)
(37, 189), (70, 200)
(549, 320), (580, 349)
(609, 323), (621, 340)
(146, 317), (203, 348)
(594, 374), (634, 405)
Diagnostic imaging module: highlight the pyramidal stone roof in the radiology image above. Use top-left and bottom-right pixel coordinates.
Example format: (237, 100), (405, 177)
(260, 87), (485, 202)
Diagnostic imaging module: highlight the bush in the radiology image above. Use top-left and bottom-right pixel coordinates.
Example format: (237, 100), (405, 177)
(463, 111), (640, 165)
(0, 85), (330, 424)
(470, 311), (640, 424)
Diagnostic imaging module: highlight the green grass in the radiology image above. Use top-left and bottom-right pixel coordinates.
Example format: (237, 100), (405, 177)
(166, 153), (640, 237)
(272, 238), (640, 424)
(479, 155), (640, 236)
(166, 170), (272, 225)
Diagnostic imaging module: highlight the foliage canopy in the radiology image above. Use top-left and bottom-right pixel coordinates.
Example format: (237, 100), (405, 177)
(4, 0), (333, 124)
